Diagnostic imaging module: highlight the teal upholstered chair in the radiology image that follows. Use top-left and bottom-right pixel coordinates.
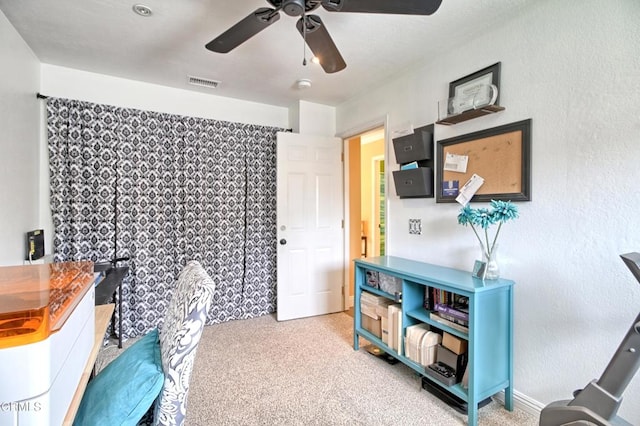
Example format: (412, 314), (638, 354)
(74, 261), (215, 426)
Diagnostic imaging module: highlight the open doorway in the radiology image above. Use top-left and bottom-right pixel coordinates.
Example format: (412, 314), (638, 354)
(371, 156), (386, 256)
(346, 126), (386, 308)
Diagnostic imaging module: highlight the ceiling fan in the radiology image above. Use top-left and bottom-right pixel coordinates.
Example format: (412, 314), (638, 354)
(205, 0), (443, 74)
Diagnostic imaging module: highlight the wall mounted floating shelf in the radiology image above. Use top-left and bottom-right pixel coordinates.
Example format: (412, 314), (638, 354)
(436, 105), (505, 126)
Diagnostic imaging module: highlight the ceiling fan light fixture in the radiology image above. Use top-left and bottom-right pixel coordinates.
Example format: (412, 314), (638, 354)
(296, 79), (312, 90)
(311, 56), (320, 64)
(132, 4), (153, 17)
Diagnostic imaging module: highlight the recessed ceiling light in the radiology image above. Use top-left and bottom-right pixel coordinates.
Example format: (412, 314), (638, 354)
(132, 4), (153, 17)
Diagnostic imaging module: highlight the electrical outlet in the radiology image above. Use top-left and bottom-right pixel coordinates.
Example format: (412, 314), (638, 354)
(409, 219), (422, 235)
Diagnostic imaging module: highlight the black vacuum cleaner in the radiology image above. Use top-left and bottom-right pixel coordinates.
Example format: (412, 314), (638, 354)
(539, 252), (640, 426)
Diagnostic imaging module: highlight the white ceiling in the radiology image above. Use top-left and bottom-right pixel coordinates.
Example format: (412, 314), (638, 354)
(0, 0), (533, 107)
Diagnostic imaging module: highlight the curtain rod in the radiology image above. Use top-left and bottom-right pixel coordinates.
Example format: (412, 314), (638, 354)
(38, 94), (290, 133)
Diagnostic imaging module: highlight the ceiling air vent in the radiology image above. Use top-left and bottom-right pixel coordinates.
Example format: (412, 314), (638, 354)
(188, 76), (220, 89)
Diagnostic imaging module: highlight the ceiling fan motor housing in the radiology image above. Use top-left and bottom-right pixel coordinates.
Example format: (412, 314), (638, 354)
(282, 0), (309, 16)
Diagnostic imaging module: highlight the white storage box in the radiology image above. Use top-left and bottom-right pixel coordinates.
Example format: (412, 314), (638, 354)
(361, 313), (381, 338)
(361, 301), (380, 320)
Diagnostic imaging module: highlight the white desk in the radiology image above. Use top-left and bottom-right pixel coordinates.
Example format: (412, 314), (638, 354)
(63, 303), (115, 425)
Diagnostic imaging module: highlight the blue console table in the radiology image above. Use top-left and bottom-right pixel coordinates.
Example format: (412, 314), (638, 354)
(353, 256), (514, 425)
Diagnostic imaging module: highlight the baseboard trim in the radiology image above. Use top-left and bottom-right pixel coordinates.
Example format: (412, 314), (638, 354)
(493, 389), (544, 418)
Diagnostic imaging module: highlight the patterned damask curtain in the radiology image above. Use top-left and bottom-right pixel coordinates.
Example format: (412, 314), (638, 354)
(47, 97), (280, 337)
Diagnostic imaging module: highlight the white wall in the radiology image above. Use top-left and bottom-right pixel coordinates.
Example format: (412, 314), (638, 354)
(337, 0), (640, 421)
(0, 9), (41, 266)
(298, 100), (336, 136)
(287, 100), (337, 136)
(41, 64), (289, 128)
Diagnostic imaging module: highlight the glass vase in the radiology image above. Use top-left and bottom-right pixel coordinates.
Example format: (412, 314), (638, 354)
(481, 244), (500, 280)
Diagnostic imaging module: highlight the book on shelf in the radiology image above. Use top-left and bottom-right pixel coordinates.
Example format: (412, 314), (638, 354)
(429, 312), (469, 333)
(437, 312), (468, 327)
(434, 303), (469, 322)
(423, 286), (433, 310)
(428, 288), (469, 307)
(388, 304), (402, 353)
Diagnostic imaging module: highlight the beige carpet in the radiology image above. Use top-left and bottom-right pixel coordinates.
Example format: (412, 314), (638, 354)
(97, 312), (538, 425)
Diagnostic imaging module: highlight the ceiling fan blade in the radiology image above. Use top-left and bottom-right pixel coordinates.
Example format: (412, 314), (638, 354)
(321, 0), (442, 15)
(296, 15), (346, 74)
(205, 8), (280, 53)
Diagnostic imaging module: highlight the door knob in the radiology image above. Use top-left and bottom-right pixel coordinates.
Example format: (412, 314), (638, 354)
(279, 239), (287, 245)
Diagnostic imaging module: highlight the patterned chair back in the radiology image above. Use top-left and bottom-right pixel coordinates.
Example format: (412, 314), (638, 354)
(153, 261), (215, 426)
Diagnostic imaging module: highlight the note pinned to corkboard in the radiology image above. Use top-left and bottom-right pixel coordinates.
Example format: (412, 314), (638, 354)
(436, 119), (531, 203)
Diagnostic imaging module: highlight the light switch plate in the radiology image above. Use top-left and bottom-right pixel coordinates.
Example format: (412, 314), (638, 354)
(409, 219), (422, 235)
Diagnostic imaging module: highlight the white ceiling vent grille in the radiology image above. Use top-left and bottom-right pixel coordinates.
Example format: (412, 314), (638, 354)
(188, 76), (220, 89)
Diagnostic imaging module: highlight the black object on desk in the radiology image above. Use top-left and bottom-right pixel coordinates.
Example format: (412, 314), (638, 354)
(94, 264), (129, 349)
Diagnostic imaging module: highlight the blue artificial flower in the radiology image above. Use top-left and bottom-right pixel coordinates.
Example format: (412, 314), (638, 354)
(472, 208), (495, 229)
(457, 205), (474, 226)
(490, 200), (519, 222)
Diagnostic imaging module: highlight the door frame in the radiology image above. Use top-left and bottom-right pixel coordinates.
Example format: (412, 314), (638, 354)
(338, 115), (390, 309)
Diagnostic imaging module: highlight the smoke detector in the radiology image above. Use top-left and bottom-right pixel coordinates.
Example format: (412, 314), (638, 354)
(296, 79), (312, 90)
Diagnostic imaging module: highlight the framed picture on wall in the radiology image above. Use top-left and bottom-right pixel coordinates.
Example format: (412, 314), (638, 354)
(448, 62), (501, 115)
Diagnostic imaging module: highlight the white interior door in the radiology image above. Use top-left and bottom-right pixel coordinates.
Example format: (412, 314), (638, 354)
(276, 132), (344, 321)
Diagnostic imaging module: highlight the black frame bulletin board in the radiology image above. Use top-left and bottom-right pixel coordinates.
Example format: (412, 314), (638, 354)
(436, 119), (532, 203)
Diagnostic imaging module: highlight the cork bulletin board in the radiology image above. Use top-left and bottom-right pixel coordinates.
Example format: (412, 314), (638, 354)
(436, 119), (531, 203)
